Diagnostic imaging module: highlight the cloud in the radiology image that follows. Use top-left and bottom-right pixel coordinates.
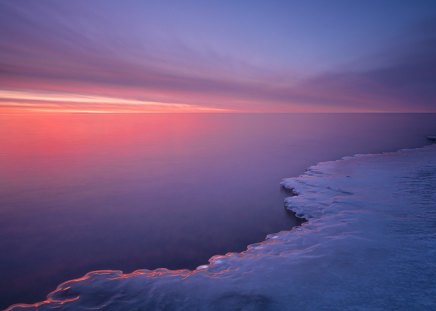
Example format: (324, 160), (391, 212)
(292, 19), (436, 112)
(1, 2), (435, 112)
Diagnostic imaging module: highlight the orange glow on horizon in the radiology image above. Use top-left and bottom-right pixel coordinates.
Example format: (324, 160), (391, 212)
(0, 90), (231, 113)
(1, 89), (426, 114)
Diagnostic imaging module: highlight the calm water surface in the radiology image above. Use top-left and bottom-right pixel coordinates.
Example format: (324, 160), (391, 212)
(1, 113), (435, 308)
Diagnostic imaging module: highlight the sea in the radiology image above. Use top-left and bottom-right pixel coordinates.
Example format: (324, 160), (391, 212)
(1, 113), (435, 308)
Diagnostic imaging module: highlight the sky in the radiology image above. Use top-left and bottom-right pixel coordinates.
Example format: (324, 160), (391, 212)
(1, 0), (436, 113)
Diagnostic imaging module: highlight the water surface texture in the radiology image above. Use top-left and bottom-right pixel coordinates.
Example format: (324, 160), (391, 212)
(1, 113), (435, 308)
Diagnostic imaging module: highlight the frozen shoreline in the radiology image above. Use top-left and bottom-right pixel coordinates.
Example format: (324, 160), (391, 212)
(8, 144), (436, 310)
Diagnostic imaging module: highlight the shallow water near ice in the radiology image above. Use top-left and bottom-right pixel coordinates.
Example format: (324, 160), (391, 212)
(1, 113), (436, 309)
(8, 141), (436, 310)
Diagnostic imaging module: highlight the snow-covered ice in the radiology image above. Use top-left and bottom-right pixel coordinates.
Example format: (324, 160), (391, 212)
(8, 145), (436, 310)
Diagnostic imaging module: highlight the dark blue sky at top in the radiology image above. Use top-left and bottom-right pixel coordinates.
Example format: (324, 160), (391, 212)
(1, 0), (436, 112)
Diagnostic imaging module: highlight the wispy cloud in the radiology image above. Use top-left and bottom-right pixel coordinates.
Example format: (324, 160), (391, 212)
(1, 1), (435, 112)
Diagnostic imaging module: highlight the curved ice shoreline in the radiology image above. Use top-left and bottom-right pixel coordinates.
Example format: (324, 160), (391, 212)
(8, 145), (436, 310)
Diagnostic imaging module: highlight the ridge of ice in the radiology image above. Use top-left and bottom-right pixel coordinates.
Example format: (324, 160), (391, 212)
(7, 145), (436, 310)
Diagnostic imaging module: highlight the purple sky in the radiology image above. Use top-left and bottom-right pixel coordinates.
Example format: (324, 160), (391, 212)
(1, 0), (436, 112)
